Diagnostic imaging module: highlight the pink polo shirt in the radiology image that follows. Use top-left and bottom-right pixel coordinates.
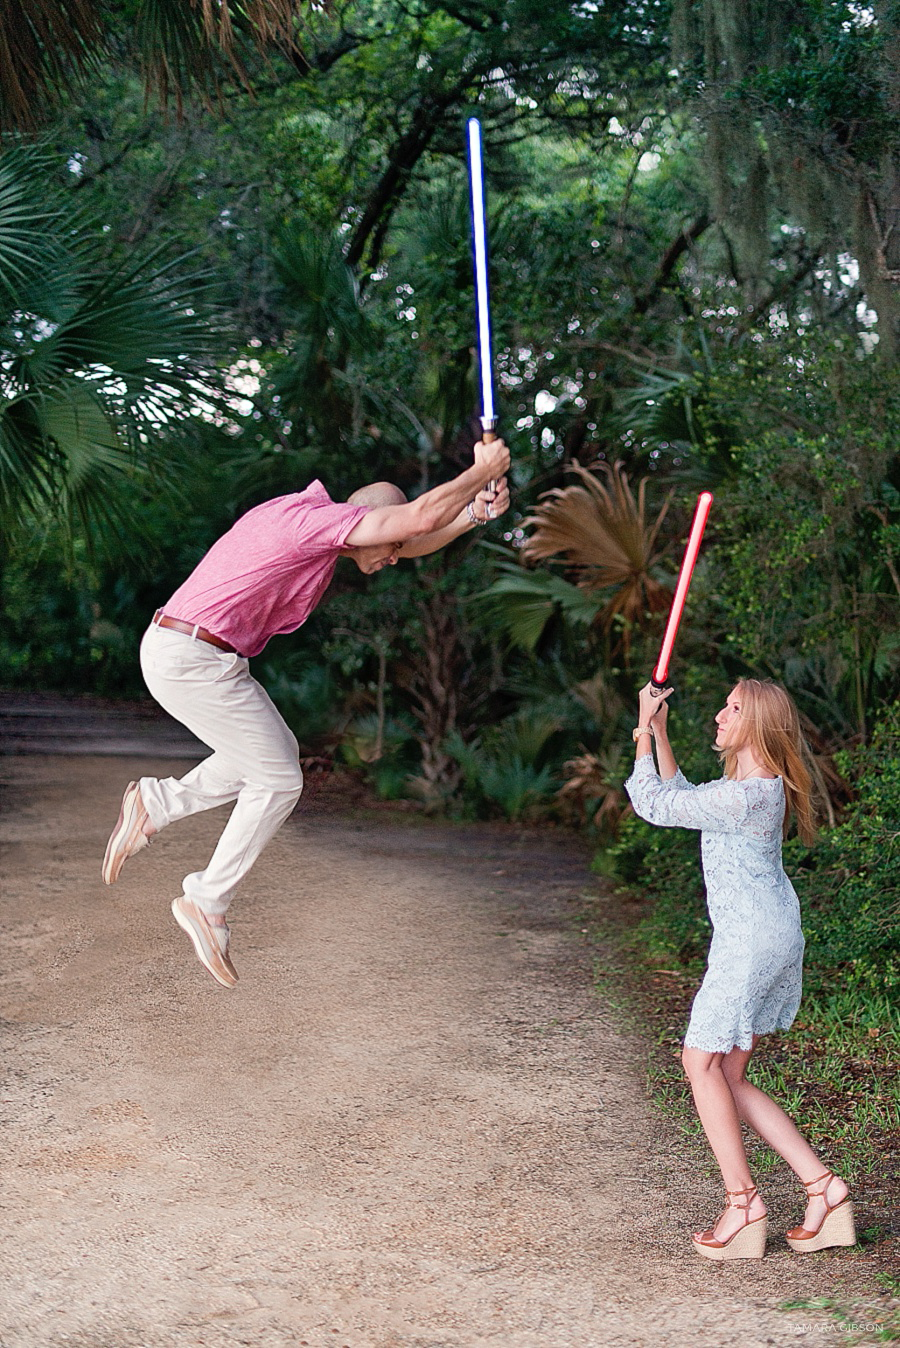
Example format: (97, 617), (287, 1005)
(163, 482), (369, 657)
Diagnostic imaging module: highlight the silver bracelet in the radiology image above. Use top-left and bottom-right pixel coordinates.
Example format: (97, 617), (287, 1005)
(466, 501), (489, 527)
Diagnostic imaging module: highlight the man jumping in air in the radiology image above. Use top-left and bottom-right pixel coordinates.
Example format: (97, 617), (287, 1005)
(101, 436), (510, 987)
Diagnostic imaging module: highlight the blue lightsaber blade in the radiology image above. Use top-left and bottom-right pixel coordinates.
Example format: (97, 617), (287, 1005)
(466, 117), (497, 443)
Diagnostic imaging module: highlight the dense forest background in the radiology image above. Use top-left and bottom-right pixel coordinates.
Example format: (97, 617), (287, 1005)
(1, 1), (899, 1017)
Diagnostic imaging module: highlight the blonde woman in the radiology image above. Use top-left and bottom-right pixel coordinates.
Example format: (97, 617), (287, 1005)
(625, 679), (856, 1260)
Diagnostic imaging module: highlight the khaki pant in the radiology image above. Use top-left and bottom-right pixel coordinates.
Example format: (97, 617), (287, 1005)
(138, 623), (304, 916)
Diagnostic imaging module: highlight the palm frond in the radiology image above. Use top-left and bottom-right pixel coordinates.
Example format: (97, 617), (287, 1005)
(0, 0), (104, 131)
(484, 707), (562, 767)
(519, 459), (674, 639)
(613, 341), (740, 485)
(0, 0), (306, 131)
(616, 366), (698, 449)
(0, 146), (221, 542)
(476, 562), (605, 652)
(56, 247), (216, 377)
(0, 147), (70, 301)
(446, 711), (559, 821)
(0, 396), (54, 517)
(272, 222), (367, 415)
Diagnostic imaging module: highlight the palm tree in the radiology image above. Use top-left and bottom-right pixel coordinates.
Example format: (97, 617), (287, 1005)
(0, 0), (304, 131)
(0, 145), (218, 546)
(518, 459), (674, 650)
(270, 220), (368, 428)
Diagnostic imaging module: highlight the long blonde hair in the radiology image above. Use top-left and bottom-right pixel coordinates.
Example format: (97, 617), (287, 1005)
(720, 679), (817, 845)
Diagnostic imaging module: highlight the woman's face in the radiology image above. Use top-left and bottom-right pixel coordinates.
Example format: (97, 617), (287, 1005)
(715, 686), (745, 750)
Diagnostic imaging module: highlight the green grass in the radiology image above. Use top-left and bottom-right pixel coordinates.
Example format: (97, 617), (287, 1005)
(777, 1297), (900, 1345)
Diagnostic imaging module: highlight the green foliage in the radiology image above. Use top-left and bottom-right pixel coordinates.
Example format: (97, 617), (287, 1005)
(477, 560), (605, 654)
(446, 709), (561, 820)
(0, 143), (218, 546)
(791, 703), (900, 997)
(673, 0), (900, 351)
(260, 656), (342, 746)
(339, 712), (420, 800)
(700, 337), (900, 737)
(740, 6), (894, 163)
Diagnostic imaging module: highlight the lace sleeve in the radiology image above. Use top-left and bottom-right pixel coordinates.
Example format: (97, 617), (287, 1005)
(624, 754), (749, 833)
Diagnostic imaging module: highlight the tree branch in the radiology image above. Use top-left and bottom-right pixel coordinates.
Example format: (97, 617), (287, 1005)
(345, 72), (478, 274)
(633, 213), (711, 313)
(289, 28), (367, 76)
(735, 250), (818, 334)
(71, 130), (154, 191)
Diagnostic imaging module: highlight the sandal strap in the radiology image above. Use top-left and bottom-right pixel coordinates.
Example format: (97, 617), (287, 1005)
(724, 1184), (758, 1213)
(698, 1184), (761, 1244)
(802, 1169), (834, 1193)
(800, 1169), (847, 1222)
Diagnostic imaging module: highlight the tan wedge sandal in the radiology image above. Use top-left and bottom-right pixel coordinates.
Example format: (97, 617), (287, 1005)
(692, 1184), (768, 1261)
(786, 1170), (856, 1253)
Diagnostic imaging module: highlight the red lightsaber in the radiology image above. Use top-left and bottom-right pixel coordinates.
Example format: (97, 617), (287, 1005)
(651, 491), (713, 691)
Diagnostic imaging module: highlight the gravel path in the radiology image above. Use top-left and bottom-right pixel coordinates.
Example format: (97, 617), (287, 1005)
(0, 752), (870, 1347)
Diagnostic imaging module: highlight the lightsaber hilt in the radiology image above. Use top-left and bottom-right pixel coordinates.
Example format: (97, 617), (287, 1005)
(480, 415), (497, 497)
(650, 490), (713, 694)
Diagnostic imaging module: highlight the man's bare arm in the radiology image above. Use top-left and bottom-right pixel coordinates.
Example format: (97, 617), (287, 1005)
(343, 439), (510, 548)
(398, 479), (510, 558)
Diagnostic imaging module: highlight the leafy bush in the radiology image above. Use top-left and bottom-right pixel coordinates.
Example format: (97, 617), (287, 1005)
(0, 537), (146, 695)
(339, 713), (420, 801)
(261, 656), (342, 746)
(476, 756), (556, 820)
(446, 710), (561, 820)
(791, 703), (900, 998)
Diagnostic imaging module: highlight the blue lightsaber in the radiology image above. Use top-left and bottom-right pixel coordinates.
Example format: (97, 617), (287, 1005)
(466, 118), (498, 501)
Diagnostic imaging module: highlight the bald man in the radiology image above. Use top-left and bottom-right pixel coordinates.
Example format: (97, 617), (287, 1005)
(101, 437), (510, 987)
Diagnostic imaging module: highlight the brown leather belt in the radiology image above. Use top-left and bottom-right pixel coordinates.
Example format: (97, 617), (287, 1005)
(152, 609), (238, 655)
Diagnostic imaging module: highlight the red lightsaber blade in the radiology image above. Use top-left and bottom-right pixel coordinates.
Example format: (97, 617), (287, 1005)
(651, 490), (713, 691)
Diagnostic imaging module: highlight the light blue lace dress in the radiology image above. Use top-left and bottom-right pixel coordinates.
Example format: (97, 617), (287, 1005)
(624, 753), (804, 1053)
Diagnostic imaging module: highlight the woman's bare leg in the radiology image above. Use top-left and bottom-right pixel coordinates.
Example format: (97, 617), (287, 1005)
(722, 1037), (848, 1229)
(681, 1045), (766, 1240)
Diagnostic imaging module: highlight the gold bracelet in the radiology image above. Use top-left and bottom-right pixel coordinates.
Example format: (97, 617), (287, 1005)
(632, 725), (654, 742)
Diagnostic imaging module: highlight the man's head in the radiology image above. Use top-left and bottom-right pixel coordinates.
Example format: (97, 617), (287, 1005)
(343, 481), (407, 573)
(347, 482), (407, 510)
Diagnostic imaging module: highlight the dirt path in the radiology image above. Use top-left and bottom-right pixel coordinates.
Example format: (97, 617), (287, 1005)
(0, 753), (872, 1347)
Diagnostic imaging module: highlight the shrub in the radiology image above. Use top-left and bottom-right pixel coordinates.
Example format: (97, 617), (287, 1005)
(792, 703), (900, 998)
(445, 710), (561, 821)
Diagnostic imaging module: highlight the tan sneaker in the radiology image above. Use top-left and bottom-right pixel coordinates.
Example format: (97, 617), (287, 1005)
(171, 896), (238, 987)
(102, 781), (150, 885)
